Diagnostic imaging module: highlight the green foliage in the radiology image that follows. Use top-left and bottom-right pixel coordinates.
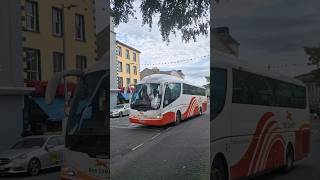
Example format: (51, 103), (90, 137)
(111, 0), (210, 43)
(304, 44), (320, 79)
(304, 45), (320, 68)
(205, 76), (210, 83)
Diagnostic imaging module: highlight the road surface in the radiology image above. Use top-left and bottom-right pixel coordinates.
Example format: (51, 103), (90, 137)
(110, 112), (210, 180)
(1, 116), (319, 180)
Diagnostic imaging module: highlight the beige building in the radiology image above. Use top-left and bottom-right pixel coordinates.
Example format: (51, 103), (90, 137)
(116, 41), (141, 88)
(21, 0), (97, 82)
(140, 67), (185, 80)
(296, 71), (320, 113)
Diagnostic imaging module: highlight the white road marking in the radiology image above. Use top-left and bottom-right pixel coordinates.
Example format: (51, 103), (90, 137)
(151, 133), (161, 140)
(131, 143), (144, 151)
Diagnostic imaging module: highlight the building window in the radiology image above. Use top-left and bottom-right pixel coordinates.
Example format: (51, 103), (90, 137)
(24, 48), (41, 81)
(52, 8), (63, 36)
(125, 49), (130, 59)
(118, 77), (123, 88)
(118, 61), (122, 72)
(133, 52), (137, 61)
(126, 64), (130, 74)
(126, 78), (130, 86)
(117, 46), (122, 56)
(25, 0), (39, 32)
(133, 66), (137, 75)
(133, 79), (137, 85)
(53, 52), (64, 73)
(76, 55), (87, 70)
(75, 14), (85, 41)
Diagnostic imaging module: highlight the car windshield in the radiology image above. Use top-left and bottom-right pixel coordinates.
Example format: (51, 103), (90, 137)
(11, 138), (46, 149)
(130, 83), (162, 111)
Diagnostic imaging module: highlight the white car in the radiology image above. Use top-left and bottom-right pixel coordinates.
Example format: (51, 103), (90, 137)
(0, 135), (64, 176)
(110, 104), (130, 117)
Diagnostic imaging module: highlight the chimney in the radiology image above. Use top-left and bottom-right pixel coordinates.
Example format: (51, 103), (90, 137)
(213, 27), (230, 35)
(213, 26), (240, 57)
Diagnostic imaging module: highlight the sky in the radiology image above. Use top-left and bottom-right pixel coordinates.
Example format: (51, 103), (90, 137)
(114, 1), (210, 86)
(213, 0), (320, 77)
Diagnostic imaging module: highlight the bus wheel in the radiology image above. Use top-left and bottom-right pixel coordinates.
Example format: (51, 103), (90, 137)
(199, 107), (202, 115)
(174, 111), (181, 126)
(283, 144), (294, 172)
(211, 157), (228, 180)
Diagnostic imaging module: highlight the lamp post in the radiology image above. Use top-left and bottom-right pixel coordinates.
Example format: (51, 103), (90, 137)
(61, 4), (79, 134)
(61, 4), (79, 103)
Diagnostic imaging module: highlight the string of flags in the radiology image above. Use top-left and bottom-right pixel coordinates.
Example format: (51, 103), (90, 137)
(266, 62), (313, 69)
(140, 55), (210, 67)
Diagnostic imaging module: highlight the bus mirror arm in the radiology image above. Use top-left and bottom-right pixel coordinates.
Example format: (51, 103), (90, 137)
(45, 69), (85, 105)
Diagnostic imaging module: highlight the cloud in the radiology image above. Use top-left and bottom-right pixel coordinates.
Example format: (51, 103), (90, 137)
(214, 0), (320, 76)
(115, 0), (210, 86)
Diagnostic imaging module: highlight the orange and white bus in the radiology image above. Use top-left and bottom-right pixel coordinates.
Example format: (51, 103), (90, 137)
(46, 60), (108, 180)
(211, 50), (310, 180)
(129, 74), (208, 126)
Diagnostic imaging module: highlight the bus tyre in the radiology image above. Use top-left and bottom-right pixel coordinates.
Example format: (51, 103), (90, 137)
(211, 157), (228, 180)
(199, 107), (202, 115)
(283, 144), (294, 173)
(27, 158), (41, 176)
(174, 111), (181, 126)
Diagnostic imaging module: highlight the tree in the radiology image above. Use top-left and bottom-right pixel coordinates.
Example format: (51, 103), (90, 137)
(111, 0), (210, 43)
(304, 44), (320, 79)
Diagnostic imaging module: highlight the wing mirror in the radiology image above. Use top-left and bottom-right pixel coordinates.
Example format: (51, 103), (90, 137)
(45, 145), (55, 151)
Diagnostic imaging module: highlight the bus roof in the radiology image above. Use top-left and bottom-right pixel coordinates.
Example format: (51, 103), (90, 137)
(212, 50), (305, 86)
(139, 74), (205, 89)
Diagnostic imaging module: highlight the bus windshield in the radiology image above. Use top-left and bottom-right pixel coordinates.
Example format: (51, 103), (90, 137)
(131, 83), (162, 111)
(65, 70), (108, 157)
(211, 68), (227, 120)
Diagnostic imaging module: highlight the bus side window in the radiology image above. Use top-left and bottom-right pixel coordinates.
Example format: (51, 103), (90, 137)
(164, 83), (181, 107)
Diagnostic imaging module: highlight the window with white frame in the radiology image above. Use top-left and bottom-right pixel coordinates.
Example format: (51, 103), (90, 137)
(25, 0), (39, 31)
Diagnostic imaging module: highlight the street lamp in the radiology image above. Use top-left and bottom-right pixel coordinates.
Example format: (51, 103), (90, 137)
(61, 4), (79, 103)
(60, 4), (79, 133)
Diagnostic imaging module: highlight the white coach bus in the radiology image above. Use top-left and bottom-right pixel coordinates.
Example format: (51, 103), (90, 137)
(211, 50), (310, 180)
(46, 60), (108, 180)
(129, 74), (208, 126)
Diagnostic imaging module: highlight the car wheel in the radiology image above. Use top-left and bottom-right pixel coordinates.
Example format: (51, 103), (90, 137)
(28, 158), (41, 176)
(211, 157), (228, 180)
(119, 112), (123, 117)
(174, 111), (181, 126)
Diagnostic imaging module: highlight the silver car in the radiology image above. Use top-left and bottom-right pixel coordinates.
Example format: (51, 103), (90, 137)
(110, 104), (130, 117)
(0, 135), (64, 176)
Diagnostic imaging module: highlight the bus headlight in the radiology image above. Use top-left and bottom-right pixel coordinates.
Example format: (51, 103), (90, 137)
(156, 113), (163, 119)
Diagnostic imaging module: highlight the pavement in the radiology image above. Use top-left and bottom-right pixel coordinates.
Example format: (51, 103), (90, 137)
(0, 167), (60, 180)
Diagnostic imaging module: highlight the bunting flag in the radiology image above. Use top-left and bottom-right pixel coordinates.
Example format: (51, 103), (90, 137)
(140, 55), (209, 67)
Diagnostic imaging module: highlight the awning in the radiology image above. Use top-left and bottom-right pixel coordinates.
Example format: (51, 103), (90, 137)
(118, 92), (130, 101)
(34, 98), (93, 122)
(34, 97), (65, 121)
